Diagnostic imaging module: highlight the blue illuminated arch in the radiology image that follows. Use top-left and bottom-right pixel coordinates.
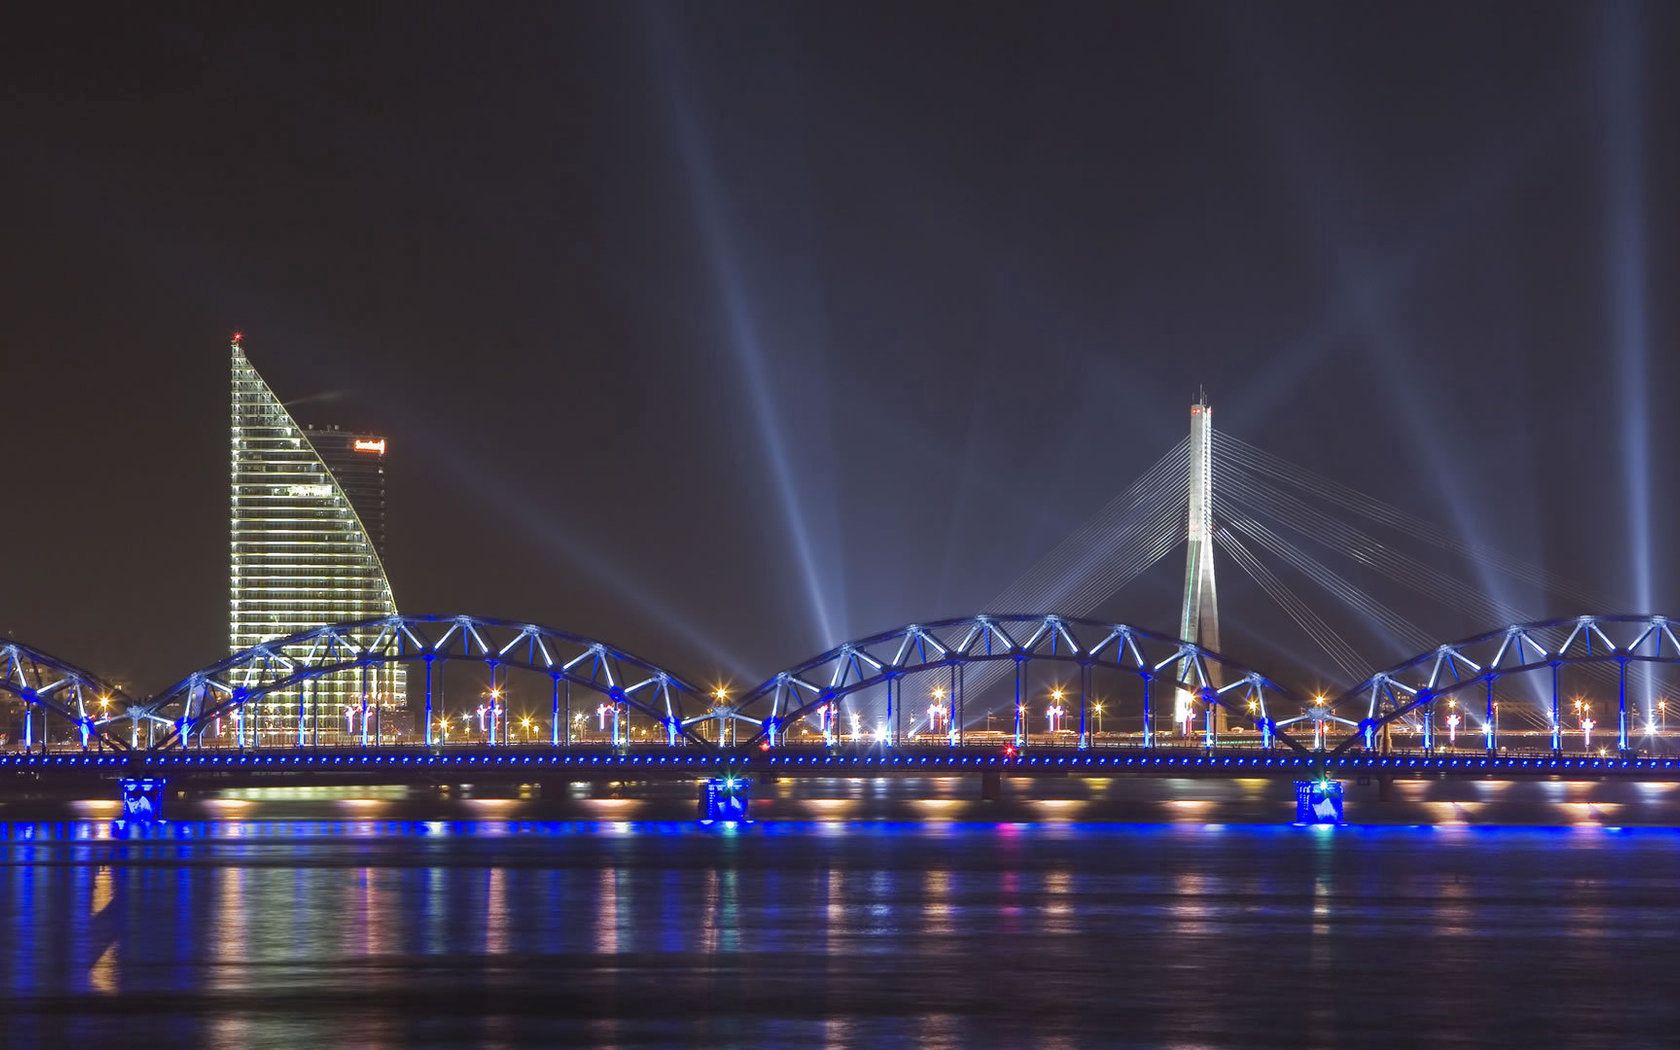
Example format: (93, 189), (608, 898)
(730, 613), (1310, 752)
(1321, 614), (1680, 755)
(0, 640), (134, 750)
(141, 614), (721, 749)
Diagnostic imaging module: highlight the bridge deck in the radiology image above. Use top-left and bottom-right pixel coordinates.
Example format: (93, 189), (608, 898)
(5, 745), (1680, 787)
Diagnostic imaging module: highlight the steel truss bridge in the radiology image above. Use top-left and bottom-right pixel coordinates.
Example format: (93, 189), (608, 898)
(8, 613), (1680, 791)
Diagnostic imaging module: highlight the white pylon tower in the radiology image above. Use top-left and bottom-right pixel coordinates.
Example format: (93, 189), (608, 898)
(1177, 392), (1223, 734)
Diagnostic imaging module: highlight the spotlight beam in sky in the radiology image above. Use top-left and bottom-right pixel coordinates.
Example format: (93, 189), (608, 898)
(641, 9), (842, 651)
(1603, 0), (1653, 617)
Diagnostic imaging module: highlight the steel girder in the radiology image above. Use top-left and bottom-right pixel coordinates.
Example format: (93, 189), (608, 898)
(138, 614), (716, 749)
(729, 613), (1309, 751)
(1321, 614), (1680, 755)
(0, 641), (134, 750)
(16, 611), (1680, 758)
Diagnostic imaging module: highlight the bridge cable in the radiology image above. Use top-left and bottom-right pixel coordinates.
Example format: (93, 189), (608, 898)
(1214, 528), (1368, 683)
(1215, 431), (1612, 608)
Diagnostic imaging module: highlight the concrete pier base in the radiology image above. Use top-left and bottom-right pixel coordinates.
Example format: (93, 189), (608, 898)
(112, 776), (167, 834)
(699, 775), (751, 822)
(1294, 779), (1345, 824)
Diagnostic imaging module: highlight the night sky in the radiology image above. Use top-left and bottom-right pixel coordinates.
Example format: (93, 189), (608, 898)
(3, 3), (1677, 698)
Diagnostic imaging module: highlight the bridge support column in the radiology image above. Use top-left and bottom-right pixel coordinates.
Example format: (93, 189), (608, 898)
(981, 768), (1002, 801)
(1012, 658), (1026, 748)
(424, 657), (436, 747)
(954, 665), (965, 746)
(550, 672), (561, 747)
(948, 664), (961, 747)
(1484, 676), (1496, 754)
(1617, 655), (1629, 753)
(1550, 661), (1562, 753)
(885, 675), (898, 746)
(1077, 661), (1091, 749)
(1140, 672), (1154, 749)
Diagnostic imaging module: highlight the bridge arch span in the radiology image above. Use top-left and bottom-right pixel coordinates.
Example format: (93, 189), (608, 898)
(730, 613), (1309, 752)
(140, 614), (720, 750)
(0, 640), (134, 750)
(1323, 614), (1680, 756)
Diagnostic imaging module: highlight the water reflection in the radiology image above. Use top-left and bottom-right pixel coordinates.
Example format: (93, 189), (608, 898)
(1, 821), (1679, 1045)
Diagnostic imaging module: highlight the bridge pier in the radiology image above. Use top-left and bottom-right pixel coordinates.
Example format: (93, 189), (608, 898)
(699, 775), (751, 822)
(980, 768), (1002, 801)
(1294, 779), (1345, 824)
(112, 776), (167, 834)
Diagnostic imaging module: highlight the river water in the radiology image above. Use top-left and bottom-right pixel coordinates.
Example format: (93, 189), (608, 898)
(3, 810), (1679, 1048)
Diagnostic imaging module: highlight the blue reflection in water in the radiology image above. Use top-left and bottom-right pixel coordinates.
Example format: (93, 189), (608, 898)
(1, 820), (1680, 1046)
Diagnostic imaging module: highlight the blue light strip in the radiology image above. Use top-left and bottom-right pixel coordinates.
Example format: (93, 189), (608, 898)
(4, 748), (1679, 779)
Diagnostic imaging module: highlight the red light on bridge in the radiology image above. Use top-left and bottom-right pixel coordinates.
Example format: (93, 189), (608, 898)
(353, 438), (387, 455)
(231, 330), (244, 346)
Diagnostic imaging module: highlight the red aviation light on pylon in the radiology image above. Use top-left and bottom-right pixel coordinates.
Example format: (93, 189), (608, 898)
(231, 330), (244, 347)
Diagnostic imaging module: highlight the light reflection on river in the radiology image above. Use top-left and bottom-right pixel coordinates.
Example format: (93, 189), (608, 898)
(2, 818), (1679, 1047)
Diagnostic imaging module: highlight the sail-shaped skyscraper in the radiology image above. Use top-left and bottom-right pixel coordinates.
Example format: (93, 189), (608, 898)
(229, 334), (403, 743)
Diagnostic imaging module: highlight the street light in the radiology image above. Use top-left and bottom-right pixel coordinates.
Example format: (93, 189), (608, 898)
(1046, 704), (1065, 735)
(1091, 700), (1104, 735)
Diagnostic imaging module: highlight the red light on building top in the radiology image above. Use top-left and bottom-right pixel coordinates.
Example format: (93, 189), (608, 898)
(231, 330), (244, 346)
(353, 437), (387, 455)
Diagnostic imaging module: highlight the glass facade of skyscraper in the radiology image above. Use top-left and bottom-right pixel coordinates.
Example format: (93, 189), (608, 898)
(229, 338), (404, 744)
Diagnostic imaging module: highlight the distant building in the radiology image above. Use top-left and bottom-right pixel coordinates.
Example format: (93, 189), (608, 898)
(301, 426), (391, 558)
(229, 336), (403, 743)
